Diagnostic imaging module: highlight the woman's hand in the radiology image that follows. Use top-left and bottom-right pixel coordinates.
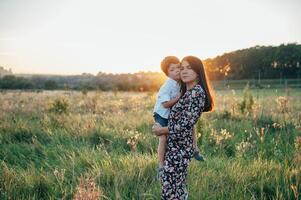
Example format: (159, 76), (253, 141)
(152, 123), (163, 136)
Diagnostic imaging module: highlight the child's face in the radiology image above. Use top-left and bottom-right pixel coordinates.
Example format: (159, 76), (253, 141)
(167, 63), (180, 81)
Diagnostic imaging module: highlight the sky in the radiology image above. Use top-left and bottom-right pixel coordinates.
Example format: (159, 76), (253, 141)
(0, 0), (300, 75)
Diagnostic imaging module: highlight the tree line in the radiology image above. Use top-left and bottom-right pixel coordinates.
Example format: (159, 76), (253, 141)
(0, 43), (300, 91)
(204, 43), (301, 80)
(0, 72), (166, 91)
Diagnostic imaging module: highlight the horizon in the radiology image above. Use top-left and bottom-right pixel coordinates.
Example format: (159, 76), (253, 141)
(0, 0), (300, 75)
(1, 43), (300, 76)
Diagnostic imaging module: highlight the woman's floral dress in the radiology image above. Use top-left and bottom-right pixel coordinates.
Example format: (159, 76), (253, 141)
(161, 84), (206, 200)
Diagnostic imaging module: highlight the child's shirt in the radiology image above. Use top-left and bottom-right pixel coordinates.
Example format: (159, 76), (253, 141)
(153, 78), (180, 119)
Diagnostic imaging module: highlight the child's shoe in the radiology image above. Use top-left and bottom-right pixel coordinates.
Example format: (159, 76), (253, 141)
(194, 150), (205, 161)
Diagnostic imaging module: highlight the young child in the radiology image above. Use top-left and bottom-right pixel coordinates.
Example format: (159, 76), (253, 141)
(153, 56), (204, 177)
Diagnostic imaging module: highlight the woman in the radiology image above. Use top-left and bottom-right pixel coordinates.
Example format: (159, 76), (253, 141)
(152, 56), (215, 199)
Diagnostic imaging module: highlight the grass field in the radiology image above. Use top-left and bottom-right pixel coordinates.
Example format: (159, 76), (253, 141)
(0, 86), (300, 199)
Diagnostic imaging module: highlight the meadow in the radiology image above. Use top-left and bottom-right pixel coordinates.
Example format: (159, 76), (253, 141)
(0, 85), (300, 200)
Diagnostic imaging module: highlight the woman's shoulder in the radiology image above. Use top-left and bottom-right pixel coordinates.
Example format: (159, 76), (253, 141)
(191, 84), (205, 98)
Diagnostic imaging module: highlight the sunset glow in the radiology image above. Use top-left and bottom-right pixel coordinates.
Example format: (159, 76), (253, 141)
(0, 0), (300, 75)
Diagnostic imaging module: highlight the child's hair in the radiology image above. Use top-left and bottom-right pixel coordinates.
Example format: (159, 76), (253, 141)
(160, 56), (180, 76)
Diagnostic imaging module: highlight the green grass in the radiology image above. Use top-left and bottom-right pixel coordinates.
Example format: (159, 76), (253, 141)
(0, 87), (300, 199)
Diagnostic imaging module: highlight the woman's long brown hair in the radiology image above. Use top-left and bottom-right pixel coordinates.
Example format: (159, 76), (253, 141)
(180, 56), (215, 112)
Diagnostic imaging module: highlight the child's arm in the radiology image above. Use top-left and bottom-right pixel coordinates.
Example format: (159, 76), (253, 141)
(162, 94), (180, 108)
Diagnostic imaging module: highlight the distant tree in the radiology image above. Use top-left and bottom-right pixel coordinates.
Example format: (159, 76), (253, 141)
(0, 75), (33, 89)
(44, 80), (58, 90)
(204, 43), (301, 80)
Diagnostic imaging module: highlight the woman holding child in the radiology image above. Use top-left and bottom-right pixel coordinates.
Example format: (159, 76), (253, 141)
(153, 56), (215, 199)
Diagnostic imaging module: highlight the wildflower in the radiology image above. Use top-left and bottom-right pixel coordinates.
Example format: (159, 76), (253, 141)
(73, 177), (102, 200)
(236, 141), (254, 155)
(276, 96), (289, 113)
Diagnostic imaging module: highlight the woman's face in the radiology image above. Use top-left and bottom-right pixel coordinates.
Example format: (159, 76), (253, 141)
(180, 60), (198, 83)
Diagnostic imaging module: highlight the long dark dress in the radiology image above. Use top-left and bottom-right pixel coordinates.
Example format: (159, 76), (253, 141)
(161, 84), (206, 199)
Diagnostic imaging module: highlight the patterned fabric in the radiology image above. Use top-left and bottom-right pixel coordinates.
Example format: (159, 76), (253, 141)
(160, 84), (206, 200)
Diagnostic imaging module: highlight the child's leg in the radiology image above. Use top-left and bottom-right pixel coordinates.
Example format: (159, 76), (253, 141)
(158, 135), (167, 167)
(192, 128), (199, 151)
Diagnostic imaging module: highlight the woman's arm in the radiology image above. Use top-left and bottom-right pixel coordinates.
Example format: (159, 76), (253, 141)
(152, 123), (169, 136)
